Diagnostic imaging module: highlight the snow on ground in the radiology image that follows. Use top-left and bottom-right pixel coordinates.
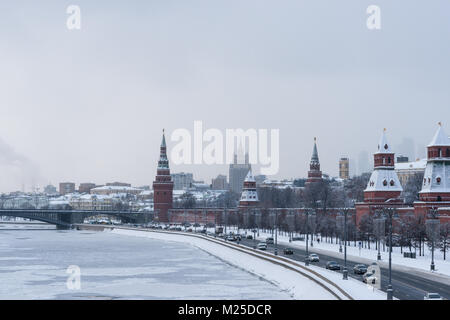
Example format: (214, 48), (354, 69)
(112, 228), (387, 300)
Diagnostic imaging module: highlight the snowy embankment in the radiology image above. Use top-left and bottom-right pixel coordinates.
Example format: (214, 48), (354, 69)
(109, 228), (386, 300)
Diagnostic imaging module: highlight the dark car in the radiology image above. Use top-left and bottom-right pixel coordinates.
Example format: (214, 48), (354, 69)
(246, 235), (253, 240)
(283, 248), (294, 255)
(292, 236), (305, 241)
(326, 261), (341, 270)
(353, 264), (368, 274)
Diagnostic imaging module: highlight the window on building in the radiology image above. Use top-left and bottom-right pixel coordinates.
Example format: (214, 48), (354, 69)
(437, 177), (442, 185)
(383, 180), (388, 186)
(390, 180), (395, 186)
(437, 196), (442, 202)
(447, 148), (450, 157)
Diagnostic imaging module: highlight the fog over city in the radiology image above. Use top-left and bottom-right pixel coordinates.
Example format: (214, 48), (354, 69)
(0, 1), (449, 192)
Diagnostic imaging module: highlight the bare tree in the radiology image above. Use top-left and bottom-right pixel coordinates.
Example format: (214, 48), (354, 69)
(402, 172), (424, 205)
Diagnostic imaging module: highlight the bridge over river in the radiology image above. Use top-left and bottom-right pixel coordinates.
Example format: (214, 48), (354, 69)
(0, 209), (155, 229)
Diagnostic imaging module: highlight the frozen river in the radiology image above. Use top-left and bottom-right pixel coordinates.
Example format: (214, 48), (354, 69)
(0, 226), (292, 299)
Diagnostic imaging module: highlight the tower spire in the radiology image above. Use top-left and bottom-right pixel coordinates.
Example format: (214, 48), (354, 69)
(306, 137), (322, 184)
(161, 128), (166, 148)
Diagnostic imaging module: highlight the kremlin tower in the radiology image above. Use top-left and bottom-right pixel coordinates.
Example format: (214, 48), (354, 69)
(356, 129), (403, 224)
(363, 129), (403, 203)
(238, 169), (259, 209)
(153, 130), (174, 223)
(306, 137), (323, 184)
(414, 123), (450, 222)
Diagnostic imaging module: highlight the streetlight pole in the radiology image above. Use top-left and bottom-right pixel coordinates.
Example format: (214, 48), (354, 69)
(305, 209), (310, 266)
(274, 209), (278, 256)
(427, 207), (440, 272)
(343, 208), (348, 280)
(385, 207), (396, 300)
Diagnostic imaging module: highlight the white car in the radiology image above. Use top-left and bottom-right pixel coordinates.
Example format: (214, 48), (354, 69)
(265, 237), (274, 244)
(257, 242), (267, 250)
(424, 293), (443, 300)
(308, 254), (320, 262)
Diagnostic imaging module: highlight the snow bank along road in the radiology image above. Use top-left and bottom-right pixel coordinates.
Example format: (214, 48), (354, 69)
(77, 225), (386, 300)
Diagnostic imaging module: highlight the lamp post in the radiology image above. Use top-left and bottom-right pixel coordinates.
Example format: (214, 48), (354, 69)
(305, 212), (309, 266)
(270, 209), (278, 255)
(373, 208), (385, 261)
(337, 215), (344, 253)
(385, 207), (397, 300)
(338, 208), (349, 280)
(304, 209), (315, 266)
(426, 207), (440, 272)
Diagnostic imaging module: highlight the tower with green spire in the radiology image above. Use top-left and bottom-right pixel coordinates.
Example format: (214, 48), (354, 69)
(153, 129), (174, 223)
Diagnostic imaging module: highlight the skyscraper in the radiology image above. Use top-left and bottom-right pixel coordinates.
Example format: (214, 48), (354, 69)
(339, 157), (350, 180)
(229, 152), (251, 194)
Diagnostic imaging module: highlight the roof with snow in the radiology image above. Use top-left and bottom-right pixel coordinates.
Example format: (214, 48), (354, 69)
(375, 129), (392, 154)
(244, 169), (256, 182)
(428, 123), (450, 147)
(395, 158), (427, 171)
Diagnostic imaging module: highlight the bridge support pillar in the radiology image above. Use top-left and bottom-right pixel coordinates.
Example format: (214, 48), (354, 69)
(56, 224), (71, 230)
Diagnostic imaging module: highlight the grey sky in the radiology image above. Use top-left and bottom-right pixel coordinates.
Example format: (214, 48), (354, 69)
(0, 1), (449, 192)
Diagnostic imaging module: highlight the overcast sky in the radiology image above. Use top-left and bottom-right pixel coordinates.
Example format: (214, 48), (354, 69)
(0, 1), (449, 192)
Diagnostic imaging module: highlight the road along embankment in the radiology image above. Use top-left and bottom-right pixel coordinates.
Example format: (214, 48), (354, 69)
(77, 225), (387, 300)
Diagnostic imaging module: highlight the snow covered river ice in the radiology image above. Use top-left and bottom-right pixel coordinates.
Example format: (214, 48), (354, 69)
(0, 226), (292, 299)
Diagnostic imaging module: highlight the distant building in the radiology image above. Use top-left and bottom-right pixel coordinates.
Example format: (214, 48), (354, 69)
(90, 185), (142, 196)
(229, 152), (251, 194)
(254, 175), (267, 186)
(43, 184), (57, 195)
(171, 172), (193, 190)
(79, 183), (96, 194)
(396, 155), (409, 163)
(106, 182), (131, 187)
(395, 158), (427, 187)
(339, 157), (350, 180)
(211, 175), (228, 190)
(59, 182), (75, 195)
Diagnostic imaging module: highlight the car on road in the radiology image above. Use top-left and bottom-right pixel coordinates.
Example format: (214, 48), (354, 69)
(226, 235), (237, 241)
(307, 254), (320, 262)
(353, 264), (368, 275)
(292, 236), (305, 241)
(283, 248), (294, 255)
(424, 293), (443, 300)
(362, 272), (377, 284)
(235, 234), (242, 241)
(257, 242), (267, 250)
(326, 261), (341, 270)
(246, 235), (253, 240)
(265, 237), (274, 244)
